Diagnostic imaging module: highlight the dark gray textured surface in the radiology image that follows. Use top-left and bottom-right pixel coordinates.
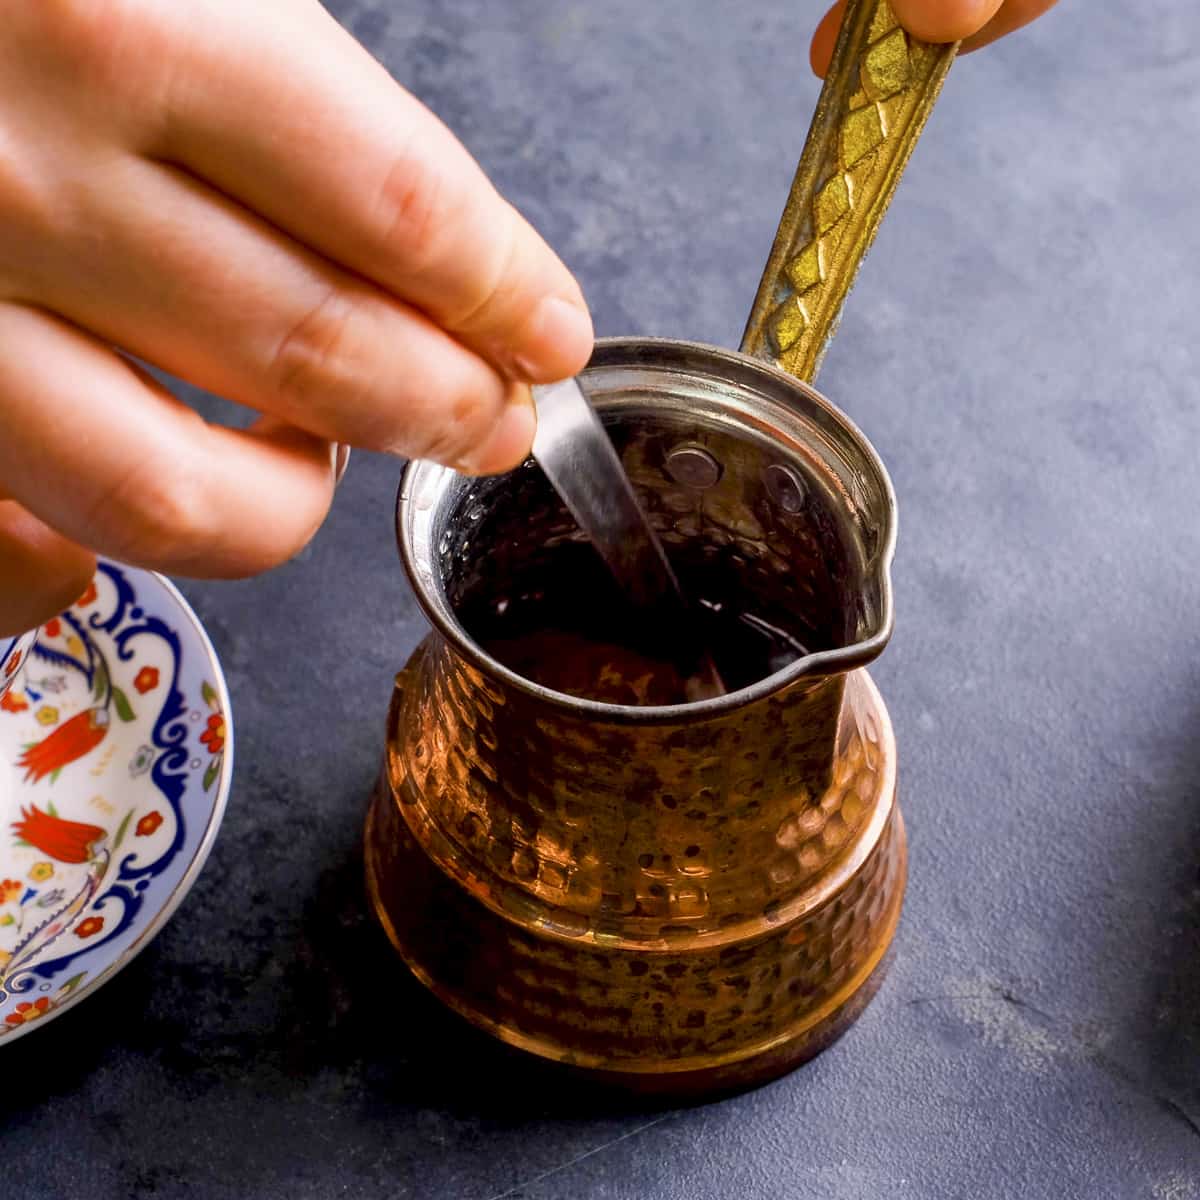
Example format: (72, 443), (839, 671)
(5, 2), (1199, 1197)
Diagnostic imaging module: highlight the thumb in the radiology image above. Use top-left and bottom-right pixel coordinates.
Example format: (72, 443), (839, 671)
(0, 500), (96, 637)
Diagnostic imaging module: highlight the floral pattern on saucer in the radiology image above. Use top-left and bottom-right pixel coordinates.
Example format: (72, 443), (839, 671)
(0, 628), (39, 701)
(0, 562), (232, 1041)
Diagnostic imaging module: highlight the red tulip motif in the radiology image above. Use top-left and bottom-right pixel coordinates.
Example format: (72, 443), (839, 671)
(11, 805), (106, 864)
(15, 707), (109, 784)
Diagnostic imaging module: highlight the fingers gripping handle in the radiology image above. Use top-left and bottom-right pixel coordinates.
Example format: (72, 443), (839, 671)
(740, 0), (957, 384)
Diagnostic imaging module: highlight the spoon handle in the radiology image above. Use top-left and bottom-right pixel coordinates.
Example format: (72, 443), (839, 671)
(532, 376), (681, 615)
(532, 378), (726, 699)
(740, 0), (957, 384)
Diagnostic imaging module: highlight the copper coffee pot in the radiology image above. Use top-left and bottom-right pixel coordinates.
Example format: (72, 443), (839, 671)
(366, 0), (955, 1095)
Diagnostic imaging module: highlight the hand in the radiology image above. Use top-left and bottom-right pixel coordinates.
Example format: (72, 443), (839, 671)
(0, 0), (594, 635)
(811, 0), (1059, 76)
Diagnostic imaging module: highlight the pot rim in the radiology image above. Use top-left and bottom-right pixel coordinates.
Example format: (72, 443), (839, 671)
(396, 336), (896, 726)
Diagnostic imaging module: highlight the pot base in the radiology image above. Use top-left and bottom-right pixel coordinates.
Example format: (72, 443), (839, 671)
(364, 663), (905, 1098)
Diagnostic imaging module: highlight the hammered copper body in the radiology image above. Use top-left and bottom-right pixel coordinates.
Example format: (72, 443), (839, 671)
(366, 0), (956, 1094)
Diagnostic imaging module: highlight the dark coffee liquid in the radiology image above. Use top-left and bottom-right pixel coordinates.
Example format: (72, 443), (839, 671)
(460, 542), (809, 706)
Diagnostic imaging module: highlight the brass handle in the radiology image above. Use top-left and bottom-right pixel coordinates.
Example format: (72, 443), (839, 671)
(740, 0), (957, 383)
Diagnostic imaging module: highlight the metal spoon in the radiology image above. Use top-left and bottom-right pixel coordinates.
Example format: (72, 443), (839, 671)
(531, 376), (725, 701)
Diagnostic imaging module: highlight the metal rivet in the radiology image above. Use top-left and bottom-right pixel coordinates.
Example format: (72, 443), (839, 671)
(665, 445), (722, 489)
(764, 464), (806, 513)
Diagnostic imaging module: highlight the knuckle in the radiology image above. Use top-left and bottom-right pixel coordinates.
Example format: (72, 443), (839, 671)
(375, 139), (449, 273)
(449, 203), (523, 333)
(270, 288), (366, 414)
(92, 450), (217, 569)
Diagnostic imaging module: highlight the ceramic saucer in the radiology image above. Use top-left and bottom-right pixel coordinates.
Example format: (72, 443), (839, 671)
(0, 561), (232, 1042)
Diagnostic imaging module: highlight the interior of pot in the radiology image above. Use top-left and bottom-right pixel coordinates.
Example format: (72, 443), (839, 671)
(399, 338), (896, 710)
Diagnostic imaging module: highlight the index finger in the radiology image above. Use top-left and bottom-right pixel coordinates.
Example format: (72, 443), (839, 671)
(145, 0), (593, 384)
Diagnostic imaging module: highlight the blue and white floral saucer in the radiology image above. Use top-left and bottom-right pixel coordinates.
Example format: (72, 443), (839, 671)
(0, 561), (232, 1042)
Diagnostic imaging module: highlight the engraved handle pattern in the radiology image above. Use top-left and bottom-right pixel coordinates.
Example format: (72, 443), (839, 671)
(740, 0), (957, 383)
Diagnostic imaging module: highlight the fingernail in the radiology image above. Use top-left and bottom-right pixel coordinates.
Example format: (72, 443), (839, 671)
(511, 295), (595, 383)
(453, 394), (537, 476)
(330, 442), (351, 486)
